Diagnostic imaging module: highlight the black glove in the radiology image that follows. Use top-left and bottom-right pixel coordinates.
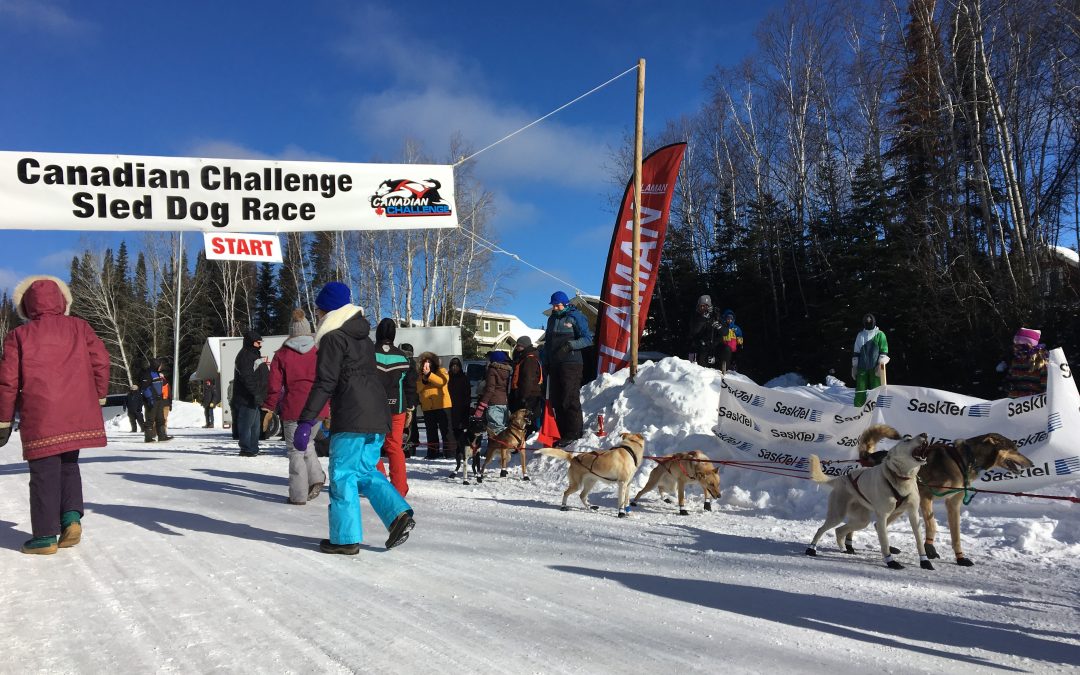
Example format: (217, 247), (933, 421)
(558, 343), (572, 355)
(0, 426), (11, 447)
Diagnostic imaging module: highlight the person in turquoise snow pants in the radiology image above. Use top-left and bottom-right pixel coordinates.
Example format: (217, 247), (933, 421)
(293, 281), (415, 555)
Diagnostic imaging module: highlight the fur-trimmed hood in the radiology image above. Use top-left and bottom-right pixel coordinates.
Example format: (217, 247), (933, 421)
(313, 303), (364, 346)
(14, 275), (72, 321)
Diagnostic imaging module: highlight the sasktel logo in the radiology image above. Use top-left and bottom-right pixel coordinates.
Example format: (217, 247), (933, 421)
(875, 395), (894, 409)
(773, 402), (823, 422)
(1047, 412), (1063, 433)
(1055, 456), (1080, 475)
(1007, 394), (1046, 417)
(770, 429), (833, 443)
(967, 403), (991, 418)
(718, 406), (761, 432)
(907, 398), (967, 416)
(721, 379), (765, 407)
(819, 461), (855, 477)
(713, 430), (755, 453)
(757, 450), (808, 468)
(834, 400), (876, 425)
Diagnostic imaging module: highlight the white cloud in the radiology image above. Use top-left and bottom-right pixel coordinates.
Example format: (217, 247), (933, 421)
(0, 0), (92, 35)
(354, 88), (614, 188)
(184, 140), (337, 163)
(336, 7), (619, 189)
(0, 267), (19, 293)
(569, 223), (616, 249)
(37, 248), (78, 268)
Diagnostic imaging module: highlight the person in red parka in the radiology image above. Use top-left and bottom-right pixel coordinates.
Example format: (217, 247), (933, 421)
(0, 276), (110, 554)
(263, 308), (328, 505)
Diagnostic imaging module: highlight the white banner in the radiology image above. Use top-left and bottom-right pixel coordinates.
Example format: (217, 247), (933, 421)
(0, 151), (458, 232)
(203, 232), (282, 263)
(713, 348), (1080, 493)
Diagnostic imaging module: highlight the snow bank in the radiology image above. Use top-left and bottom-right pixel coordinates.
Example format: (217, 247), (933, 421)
(105, 400), (215, 431)
(528, 356), (1080, 555)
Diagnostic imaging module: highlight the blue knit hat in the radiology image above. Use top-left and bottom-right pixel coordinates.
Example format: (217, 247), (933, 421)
(550, 291), (569, 306)
(315, 282), (351, 312)
(488, 350), (508, 363)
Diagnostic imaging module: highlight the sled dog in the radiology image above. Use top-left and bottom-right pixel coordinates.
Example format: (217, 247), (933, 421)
(477, 407), (532, 483)
(452, 416), (489, 484)
(806, 425), (934, 570)
(630, 450), (721, 515)
(539, 433), (646, 517)
(855, 427), (1033, 566)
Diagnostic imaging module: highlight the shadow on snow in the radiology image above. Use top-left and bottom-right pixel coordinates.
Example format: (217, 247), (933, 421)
(551, 565), (1077, 669)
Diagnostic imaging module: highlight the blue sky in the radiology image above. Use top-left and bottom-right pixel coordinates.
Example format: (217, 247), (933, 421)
(0, 0), (778, 326)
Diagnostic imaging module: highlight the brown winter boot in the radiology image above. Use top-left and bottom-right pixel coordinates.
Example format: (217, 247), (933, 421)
(58, 521), (82, 548)
(21, 536), (58, 555)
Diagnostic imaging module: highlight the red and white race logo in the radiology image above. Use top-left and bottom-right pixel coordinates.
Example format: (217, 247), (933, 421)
(203, 232), (282, 263)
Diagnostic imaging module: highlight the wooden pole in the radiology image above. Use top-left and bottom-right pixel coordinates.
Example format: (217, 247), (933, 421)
(630, 58), (645, 383)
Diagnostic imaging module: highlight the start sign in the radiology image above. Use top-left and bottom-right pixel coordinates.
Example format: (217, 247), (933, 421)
(203, 232), (282, 263)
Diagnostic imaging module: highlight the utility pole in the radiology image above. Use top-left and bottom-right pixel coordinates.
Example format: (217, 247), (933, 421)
(630, 57), (645, 382)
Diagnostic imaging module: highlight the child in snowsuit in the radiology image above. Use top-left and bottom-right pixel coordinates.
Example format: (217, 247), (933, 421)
(718, 309), (744, 375)
(473, 350), (512, 435)
(999, 327), (1048, 398)
(0, 276), (110, 554)
(292, 282), (414, 555)
(852, 313), (889, 407)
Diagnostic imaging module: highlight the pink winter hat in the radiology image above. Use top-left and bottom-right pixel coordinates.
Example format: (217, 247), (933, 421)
(1014, 327), (1041, 347)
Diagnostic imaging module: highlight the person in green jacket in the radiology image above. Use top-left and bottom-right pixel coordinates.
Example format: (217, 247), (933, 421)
(852, 313), (889, 407)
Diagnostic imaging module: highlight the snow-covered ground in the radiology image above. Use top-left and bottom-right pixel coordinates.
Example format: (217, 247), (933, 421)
(2, 362), (1079, 673)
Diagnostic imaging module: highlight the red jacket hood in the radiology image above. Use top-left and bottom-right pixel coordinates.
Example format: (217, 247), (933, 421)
(14, 275), (72, 321)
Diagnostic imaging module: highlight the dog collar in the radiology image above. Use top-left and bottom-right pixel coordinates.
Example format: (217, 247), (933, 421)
(616, 444), (639, 465)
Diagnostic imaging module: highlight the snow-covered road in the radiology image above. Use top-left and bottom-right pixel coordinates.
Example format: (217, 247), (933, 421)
(2, 421), (1078, 673)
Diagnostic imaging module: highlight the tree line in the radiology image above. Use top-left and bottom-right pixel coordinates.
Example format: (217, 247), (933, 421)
(638, 0), (1079, 397)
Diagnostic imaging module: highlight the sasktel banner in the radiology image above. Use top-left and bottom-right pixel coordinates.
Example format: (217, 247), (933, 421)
(0, 151), (457, 232)
(596, 143), (686, 375)
(712, 348), (1080, 493)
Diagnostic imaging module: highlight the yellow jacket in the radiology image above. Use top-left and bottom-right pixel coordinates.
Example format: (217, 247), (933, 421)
(417, 367), (452, 411)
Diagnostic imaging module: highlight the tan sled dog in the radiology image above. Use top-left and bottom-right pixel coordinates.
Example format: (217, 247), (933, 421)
(806, 425), (935, 570)
(917, 433), (1032, 565)
(853, 427), (1034, 566)
(539, 433), (646, 517)
(476, 407), (532, 483)
(630, 451), (721, 515)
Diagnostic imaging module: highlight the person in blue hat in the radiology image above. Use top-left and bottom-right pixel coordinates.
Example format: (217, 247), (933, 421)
(292, 281), (415, 555)
(542, 291), (593, 446)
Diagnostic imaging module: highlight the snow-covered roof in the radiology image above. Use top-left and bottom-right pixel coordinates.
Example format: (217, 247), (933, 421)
(1052, 245), (1079, 268)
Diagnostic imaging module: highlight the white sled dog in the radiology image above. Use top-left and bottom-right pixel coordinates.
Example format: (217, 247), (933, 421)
(539, 433), (645, 518)
(630, 450), (721, 515)
(805, 424), (935, 570)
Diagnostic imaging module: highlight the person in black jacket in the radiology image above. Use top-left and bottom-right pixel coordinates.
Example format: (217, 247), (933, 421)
(233, 331), (269, 457)
(447, 357), (472, 476)
(125, 384), (145, 433)
(202, 378), (218, 428)
(374, 318), (417, 497)
(688, 294), (721, 368)
(292, 282), (414, 555)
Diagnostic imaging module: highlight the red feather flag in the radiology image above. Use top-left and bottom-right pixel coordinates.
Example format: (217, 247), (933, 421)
(595, 143), (686, 375)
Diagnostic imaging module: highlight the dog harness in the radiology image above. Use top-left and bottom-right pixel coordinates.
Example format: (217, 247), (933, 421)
(847, 467), (910, 508)
(920, 441), (979, 505)
(574, 444), (638, 481)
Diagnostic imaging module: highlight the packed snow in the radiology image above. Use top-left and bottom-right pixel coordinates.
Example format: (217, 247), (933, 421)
(2, 359), (1079, 673)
